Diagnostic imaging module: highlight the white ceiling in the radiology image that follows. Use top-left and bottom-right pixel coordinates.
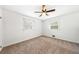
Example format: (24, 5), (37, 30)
(1, 5), (79, 20)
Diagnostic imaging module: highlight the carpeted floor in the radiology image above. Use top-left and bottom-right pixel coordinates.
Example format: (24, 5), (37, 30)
(0, 36), (79, 54)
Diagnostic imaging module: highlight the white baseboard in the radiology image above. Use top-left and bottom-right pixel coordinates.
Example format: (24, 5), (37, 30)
(3, 34), (42, 47)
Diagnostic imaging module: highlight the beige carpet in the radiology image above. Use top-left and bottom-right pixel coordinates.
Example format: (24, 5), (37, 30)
(0, 36), (79, 54)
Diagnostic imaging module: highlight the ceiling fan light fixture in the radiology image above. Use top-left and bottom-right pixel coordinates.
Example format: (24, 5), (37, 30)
(35, 5), (55, 17)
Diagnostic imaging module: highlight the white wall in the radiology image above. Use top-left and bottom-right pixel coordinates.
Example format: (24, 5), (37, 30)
(2, 7), (79, 47)
(0, 8), (3, 47)
(2, 9), (42, 47)
(43, 11), (79, 43)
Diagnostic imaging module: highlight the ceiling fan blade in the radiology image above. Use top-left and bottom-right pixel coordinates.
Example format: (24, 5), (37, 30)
(35, 11), (42, 13)
(46, 9), (55, 12)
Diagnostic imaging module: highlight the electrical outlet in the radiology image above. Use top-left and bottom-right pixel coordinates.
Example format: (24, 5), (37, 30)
(52, 35), (55, 37)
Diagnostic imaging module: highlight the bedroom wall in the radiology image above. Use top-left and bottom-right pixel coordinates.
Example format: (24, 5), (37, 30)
(2, 7), (79, 47)
(0, 8), (3, 47)
(43, 11), (79, 43)
(2, 9), (42, 47)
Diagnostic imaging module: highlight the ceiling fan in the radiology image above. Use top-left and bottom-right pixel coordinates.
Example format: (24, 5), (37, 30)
(35, 5), (55, 17)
